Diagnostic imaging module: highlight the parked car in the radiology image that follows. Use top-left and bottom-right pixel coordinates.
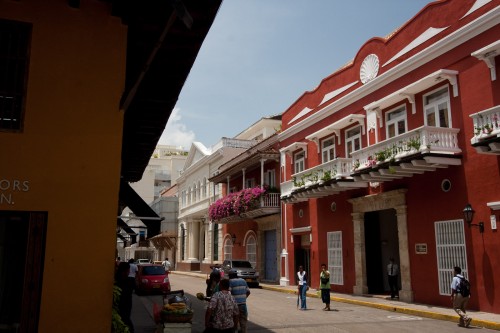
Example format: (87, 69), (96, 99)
(135, 264), (170, 295)
(222, 259), (259, 287)
(136, 259), (151, 264)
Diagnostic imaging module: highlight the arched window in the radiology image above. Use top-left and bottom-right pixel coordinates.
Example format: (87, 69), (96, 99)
(197, 181), (201, 201)
(246, 235), (257, 268)
(224, 237), (233, 260)
(192, 182), (197, 202)
(187, 187), (191, 205)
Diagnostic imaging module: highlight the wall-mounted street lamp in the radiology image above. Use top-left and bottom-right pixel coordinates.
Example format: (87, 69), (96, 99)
(231, 233), (240, 246)
(463, 203), (484, 233)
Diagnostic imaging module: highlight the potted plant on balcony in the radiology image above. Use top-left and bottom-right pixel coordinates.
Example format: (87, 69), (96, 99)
(320, 170), (332, 183)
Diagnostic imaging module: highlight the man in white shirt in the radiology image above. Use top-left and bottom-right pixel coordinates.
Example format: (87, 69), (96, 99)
(162, 257), (171, 271)
(451, 266), (472, 327)
(127, 258), (138, 290)
(387, 257), (399, 299)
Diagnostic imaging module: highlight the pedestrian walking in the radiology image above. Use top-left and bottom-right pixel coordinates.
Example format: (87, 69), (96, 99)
(451, 266), (472, 328)
(128, 258), (138, 291)
(320, 264), (331, 311)
(228, 270), (251, 333)
(204, 278), (239, 333)
(162, 257), (171, 271)
(297, 265), (308, 310)
(206, 266), (222, 298)
(387, 257), (399, 299)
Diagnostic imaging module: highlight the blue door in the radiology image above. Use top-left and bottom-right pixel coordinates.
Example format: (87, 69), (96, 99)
(265, 230), (277, 281)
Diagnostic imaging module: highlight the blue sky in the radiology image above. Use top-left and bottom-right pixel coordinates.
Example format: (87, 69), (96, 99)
(160, 0), (433, 150)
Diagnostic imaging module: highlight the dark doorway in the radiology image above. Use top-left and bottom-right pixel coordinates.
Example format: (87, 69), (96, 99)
(294, 236), (310, 284)
(0, 211), (47, 333)
(364, 209), (399, 294)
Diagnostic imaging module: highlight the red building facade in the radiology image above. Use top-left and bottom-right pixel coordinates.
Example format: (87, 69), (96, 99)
(278, 0), (500, 313)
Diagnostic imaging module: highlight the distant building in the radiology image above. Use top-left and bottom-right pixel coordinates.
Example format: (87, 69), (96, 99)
(176, 115), (281, 273)
(119, 145), (188, 262)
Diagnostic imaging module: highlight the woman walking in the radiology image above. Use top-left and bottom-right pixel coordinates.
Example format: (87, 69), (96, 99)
(297, 265), (307, 310)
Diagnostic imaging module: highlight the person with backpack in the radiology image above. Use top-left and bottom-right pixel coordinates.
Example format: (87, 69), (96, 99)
(451, 266), (472, 328)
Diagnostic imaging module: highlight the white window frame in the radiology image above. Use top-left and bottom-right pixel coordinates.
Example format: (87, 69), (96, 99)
(435, 219), (468, 295)
(245, 178), (255, 189)
(224, 238), (233, 260)
(321, 136), (336, 163)
(327, 231), (343, 285)
(294, 151), (305, 174)
(386, 105), (407, 138)
(424, 86), (451, 128)
(246, 235), (257, 268)
(345, 126), (362, 157)
(265, 169), (276, 188)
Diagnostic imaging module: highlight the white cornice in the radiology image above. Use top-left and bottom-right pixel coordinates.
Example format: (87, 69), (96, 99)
(278, 5), (500, 142)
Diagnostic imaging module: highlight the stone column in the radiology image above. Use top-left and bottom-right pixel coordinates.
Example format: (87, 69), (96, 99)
(352, 212), (368, 295)
(187, 220), (200, 262)
(396, 205), (414, 302)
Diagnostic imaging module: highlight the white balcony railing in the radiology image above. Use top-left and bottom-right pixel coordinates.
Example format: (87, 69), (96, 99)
(351, 126), (461, 172)
(261, 193), (280, 207)
(280, 158), (354, 197)
(470, 105), (500, 144)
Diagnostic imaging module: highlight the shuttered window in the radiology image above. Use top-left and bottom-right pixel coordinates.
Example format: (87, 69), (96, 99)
(327, 231), (343, 285)
(435, 219), (468, 295)
(0, 19), (31, 131)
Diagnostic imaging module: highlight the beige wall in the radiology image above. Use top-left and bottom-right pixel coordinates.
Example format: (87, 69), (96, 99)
(0, 1), (127, 332)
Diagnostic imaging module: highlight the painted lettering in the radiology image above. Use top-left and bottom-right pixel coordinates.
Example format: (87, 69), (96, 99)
(0, 180), (9, 191)
(0, 179), (30, 191)
(0, 193), (12, 205)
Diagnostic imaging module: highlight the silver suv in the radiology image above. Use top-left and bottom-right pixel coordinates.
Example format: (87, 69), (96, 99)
(222, 259), (259, 287)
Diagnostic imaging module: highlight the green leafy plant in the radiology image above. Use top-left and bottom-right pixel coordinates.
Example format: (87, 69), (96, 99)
(406, 138), (421, 151)
(112, 285), (130, 333)
(321, 170), (332, 182)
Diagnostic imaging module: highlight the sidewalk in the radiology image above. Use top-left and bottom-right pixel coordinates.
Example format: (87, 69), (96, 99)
(171, 271), (500, 331)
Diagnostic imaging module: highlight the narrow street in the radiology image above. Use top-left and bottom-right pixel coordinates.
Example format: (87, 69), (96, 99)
(132, 274), (499, 333)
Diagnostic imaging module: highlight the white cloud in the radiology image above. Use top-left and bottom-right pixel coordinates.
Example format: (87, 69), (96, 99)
(158, 108), (195, 150)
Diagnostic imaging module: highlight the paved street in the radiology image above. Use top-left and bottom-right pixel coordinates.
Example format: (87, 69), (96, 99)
(132, 274), (499, 333)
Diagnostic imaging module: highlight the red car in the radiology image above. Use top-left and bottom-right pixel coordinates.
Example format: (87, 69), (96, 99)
(135, 264), (170, 295)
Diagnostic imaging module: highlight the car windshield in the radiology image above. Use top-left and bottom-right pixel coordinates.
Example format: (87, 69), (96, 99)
(232, 261), (252, 268)
(143, 266), (166, 275)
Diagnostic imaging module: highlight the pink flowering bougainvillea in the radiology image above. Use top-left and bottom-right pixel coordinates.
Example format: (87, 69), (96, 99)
(209, 187), (266, 221)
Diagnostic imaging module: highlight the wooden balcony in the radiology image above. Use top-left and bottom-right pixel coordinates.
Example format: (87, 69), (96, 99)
(470, 105), (500, 155)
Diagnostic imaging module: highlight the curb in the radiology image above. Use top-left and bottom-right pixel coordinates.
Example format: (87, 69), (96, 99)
(260, 285), (500, 331)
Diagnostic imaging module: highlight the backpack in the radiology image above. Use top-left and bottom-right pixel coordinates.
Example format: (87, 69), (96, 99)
(458, 277), (471, 297)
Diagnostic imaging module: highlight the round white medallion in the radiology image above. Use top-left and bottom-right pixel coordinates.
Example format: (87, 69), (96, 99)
(360, 54), (380, 84)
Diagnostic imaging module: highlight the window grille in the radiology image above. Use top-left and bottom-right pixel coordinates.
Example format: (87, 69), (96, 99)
(435, 219), (468, 295)
(0, 19), (31, 131)
(327, 231), (343, 285)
